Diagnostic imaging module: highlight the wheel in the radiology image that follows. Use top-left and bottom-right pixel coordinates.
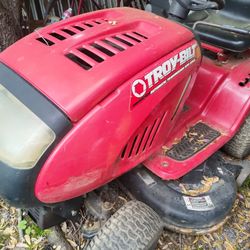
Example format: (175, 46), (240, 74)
(86, 200), (162, 250)
(223, 115), (250, 159)
(212, 0), (225, 9)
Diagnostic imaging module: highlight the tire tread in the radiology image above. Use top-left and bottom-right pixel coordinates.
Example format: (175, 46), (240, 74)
(223, 115), (250, 159)
(86, 200), (162, 250)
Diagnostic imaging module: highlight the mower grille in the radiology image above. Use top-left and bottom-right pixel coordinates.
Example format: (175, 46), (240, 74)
(36, 19), (106, 46)
(166, 122), (221, 161)
(65, 31), (148, 70)
(121, 112), (166, 159)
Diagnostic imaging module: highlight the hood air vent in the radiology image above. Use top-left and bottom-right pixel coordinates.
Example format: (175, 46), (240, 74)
(66, 31), (148, 70)
(36, 19), (106, 46)
(121, 112), (166, 159)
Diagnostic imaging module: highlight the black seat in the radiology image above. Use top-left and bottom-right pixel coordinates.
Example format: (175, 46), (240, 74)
(186, 0), (250, 52)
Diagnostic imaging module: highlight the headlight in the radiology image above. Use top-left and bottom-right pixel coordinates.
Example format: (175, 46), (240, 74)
(0, 84), (55, 169)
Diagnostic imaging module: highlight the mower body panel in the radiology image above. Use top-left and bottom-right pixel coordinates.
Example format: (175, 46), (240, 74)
(35, 38), (200, 203)
(0, 8), (201, 205)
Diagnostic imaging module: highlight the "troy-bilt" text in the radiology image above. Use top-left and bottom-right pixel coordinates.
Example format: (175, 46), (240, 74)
(131, 43), (198, 99)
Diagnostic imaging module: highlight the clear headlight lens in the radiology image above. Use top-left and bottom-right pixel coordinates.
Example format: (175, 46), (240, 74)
(0, 84), (55, 169)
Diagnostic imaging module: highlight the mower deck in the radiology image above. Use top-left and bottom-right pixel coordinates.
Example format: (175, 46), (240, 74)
(120, 154), (240, 234)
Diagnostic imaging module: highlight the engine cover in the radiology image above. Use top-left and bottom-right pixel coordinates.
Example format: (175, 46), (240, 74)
(0, 8), (201, 204)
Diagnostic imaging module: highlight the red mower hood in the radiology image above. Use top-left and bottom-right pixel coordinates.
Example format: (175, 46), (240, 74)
(0, 8), (194, 122)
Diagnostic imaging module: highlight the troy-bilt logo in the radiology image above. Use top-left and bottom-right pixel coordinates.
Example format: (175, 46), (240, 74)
(131, 43), (198, 107)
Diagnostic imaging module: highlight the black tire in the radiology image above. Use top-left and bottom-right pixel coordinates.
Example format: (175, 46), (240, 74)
(212, 0), (225, 9)
(223, 115), (250, 159)
(86, 200), (162, 250)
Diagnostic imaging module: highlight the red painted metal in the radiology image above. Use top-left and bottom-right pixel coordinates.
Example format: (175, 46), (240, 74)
(34, 38), (200, 203)
(0, 8), (250, 205)
(201, 42), (224, 54)
(145, 56), (250, 179)
(0, 7), (194, 122)
(201, 42), (229, 62)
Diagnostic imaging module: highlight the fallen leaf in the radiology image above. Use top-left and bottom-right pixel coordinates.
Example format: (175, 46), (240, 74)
(24, 234), (31, 245)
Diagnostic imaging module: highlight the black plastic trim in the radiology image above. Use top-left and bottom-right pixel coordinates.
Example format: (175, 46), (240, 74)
(0, 62), (72, 208)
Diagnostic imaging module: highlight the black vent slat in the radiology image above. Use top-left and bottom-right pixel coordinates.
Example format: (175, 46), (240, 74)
(133, 32), (148, 39)
(121, 144), (127, 159)
(123, 34), (142, 43)
(91, 43), (115, 56)
(73, 25), (85, 31)
(149, 113), (165, 147)
(136, 127), (148, 155)
(62, 29), (76, 36)
(78, 48), (104, 63)
(102, 39), (125, 51)
(49, 32), (66, 40)
(36, 37), (54, 46)
(128, 135), (138, 158)
(84, 23), (94, 27)
(143, 119), (157, 151)
(112, 36), (133, 47)
(66, 53), (92, 70)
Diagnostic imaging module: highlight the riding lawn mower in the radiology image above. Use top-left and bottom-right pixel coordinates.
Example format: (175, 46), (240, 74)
(0, 0), (249, 249)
